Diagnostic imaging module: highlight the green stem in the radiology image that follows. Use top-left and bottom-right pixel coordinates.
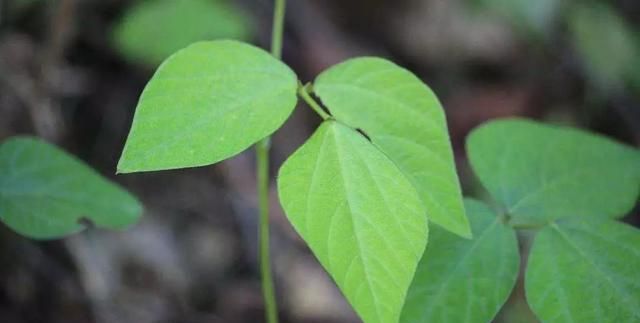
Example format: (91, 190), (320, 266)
(270, 0), (286, 60)
(298, 83), (331, 120)
(498, 209), (549, 230)
(257, 1), (287, 323)
(257, 139), (277, 323)
(509, 222), (550, 230)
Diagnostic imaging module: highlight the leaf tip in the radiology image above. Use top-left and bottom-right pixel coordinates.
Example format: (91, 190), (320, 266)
(116, 156), (133, 174)
(447, 223), (473, 239)
(115, 165), (133, 175)
(115, 165), (126, 175)
(115, 168), (135, 175)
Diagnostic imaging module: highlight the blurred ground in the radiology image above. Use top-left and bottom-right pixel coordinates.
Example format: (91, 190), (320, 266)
(0, 0), (638, 322)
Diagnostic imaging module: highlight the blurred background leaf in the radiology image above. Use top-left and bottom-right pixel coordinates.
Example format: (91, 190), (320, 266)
(468, 0), (563, 37)
(0, 0), (638, 322)
(111, 0), (253, 66)
(0, 137), (142, 239)
(569, 3), (640, 94)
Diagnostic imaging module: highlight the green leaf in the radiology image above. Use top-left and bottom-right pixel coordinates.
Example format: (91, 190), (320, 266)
(469, 0), (562, 36)
(0, 137), (142, 239)
(314, 57), (470, 238)
(526, 218), (640, 322)
(278, 121), (428, 323)
(112, 0), (252, 66)
(467, 118), (640, 224)
(118, 40), (298, 173)
(569, 4), (639, 92)
(401, 199), (519, 323)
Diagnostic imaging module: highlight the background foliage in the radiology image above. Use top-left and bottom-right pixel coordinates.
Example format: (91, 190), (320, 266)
(0, 0), (638, 322)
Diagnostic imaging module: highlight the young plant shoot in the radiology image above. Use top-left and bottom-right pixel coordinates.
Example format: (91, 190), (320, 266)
(116, 1), (640, 322)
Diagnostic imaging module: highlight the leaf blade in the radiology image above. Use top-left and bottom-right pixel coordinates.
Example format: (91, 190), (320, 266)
(526, 218), (640, 322)
(118, 40), (298, 173)
(0, 137), (142, 239)
(401, 199), (519, 323)
(112, 0), (252, 65)
(569, 3), (639, 92)
(314, 57), (470, 238)
(467, 118), (640, 223)
(278, 121), (428, 323)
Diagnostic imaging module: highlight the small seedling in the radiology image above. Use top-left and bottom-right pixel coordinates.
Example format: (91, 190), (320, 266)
(116, 0), (640, 322)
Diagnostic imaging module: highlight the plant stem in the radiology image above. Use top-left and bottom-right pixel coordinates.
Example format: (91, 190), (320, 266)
(257, 1), (287, 323)
(498, 209), (549, 231)
(257, 139), (277, 323)
(298, 83), (331, 120)
(270, 0), (286, 60)
(509, 222), (550, 230)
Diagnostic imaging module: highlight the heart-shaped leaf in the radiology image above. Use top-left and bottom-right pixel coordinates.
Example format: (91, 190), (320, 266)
(278, 121), (428, 323)
(118, 40), (298, 173)
(467, 118), (640, 224)
(401, 199), (519, 323)
(314, 57), (470, 238)
(0, 137), (142, 239)
(526, 218), (640, 322)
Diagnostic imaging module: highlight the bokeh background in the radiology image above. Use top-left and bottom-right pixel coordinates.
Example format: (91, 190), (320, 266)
(0, 0), (639, 322)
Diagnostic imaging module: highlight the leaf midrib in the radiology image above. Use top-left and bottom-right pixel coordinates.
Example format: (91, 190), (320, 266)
(507, 168), (592, 214)
(302, 123), (331, 239)
(331, 125), (385, 323)
(122, 84), (292, 169)
(319, 83), (443, 132)
(414, 219), (500, 322)
(552, 223), (640, 318)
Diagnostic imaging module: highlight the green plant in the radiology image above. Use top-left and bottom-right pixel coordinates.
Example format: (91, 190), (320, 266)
(568, 3), (640, 93)
(116, 1), (640, 322)
(469, 0), (640, 93)
(402, 118), (640, 323)
(112, 0), (252, 66)
(470, 0), (563, 36)
(117, 0), (468, 322)
(0, 137), (141, 239)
